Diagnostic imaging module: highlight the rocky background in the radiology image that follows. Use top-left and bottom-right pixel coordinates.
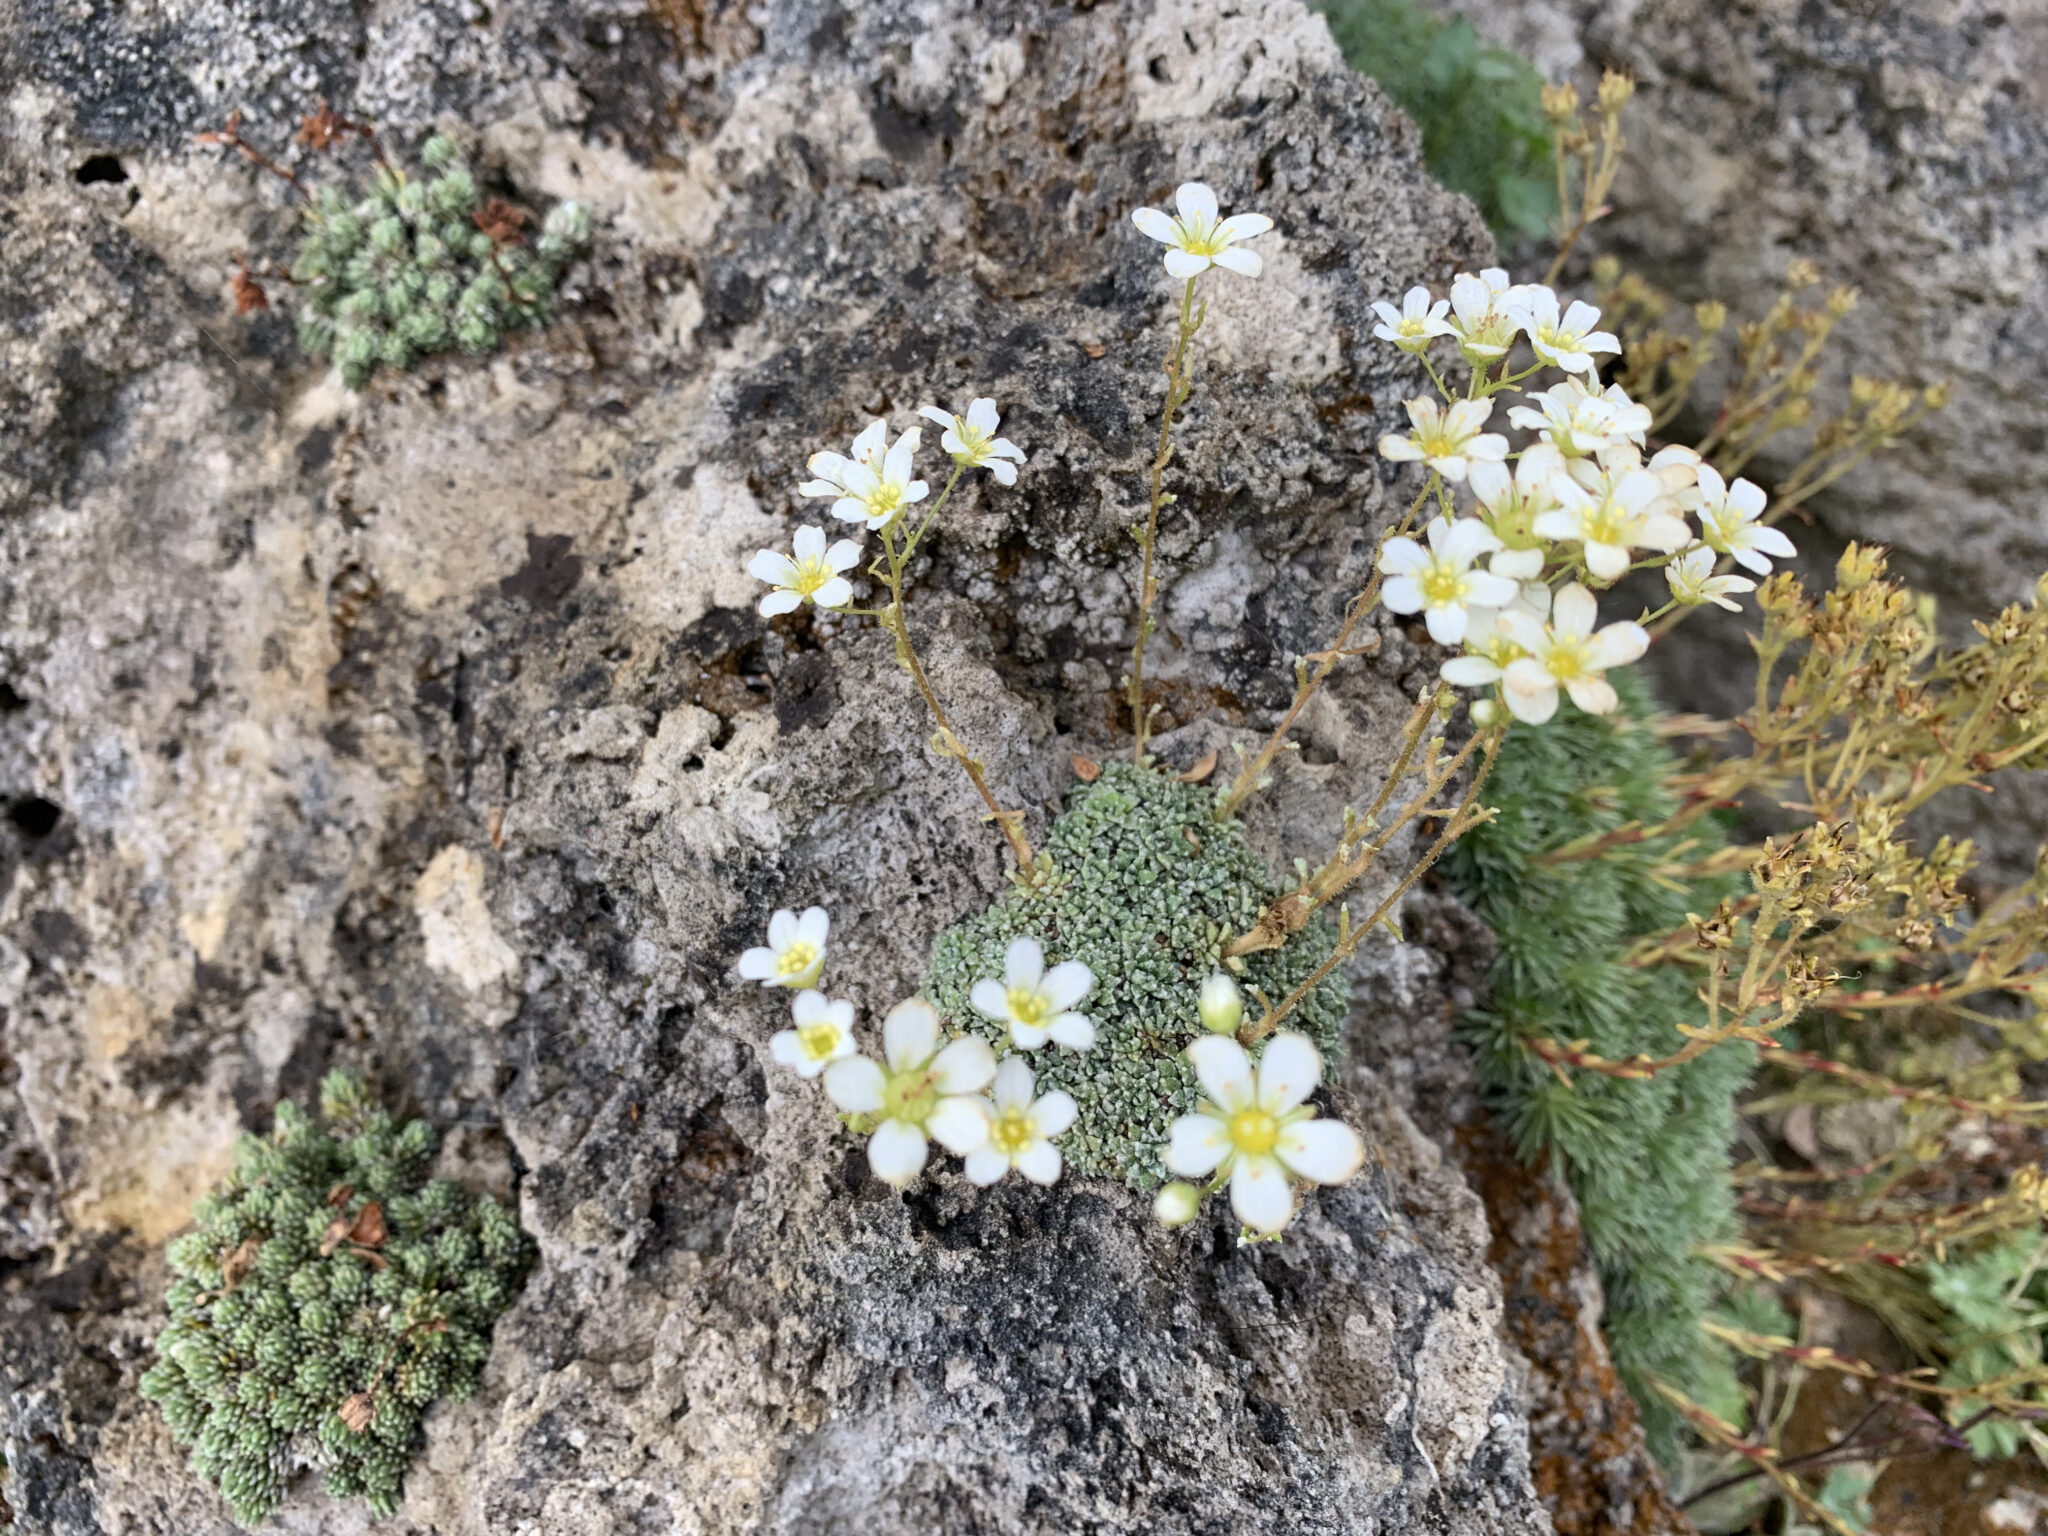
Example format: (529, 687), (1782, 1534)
(0, 0), (1643, 1531)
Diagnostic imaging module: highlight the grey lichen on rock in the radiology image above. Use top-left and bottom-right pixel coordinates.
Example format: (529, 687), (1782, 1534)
(927, 761), (1348, 1188)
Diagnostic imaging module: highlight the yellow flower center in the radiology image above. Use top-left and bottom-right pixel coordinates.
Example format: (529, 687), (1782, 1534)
(786, 559), (834, 598)
(1414, 424), (1462, 459)
(990, 1109), (1036, 1156)
(1537, 323), (1584, 353)
(1176, 215), (1225, 256)
(796, 1021), (841, 1061)
(1419, 559), (1469, 608)
(953, 423), (991, 462)
(1227, 1109), (1279, 1156)
(863, 485), (905, 524)
(1006, 986), (1051, 1028)
(1542, 633), (1595, 683)
(880, 1067), (937, 1126)
(775, 942), (819, 980)
(1582, 499), (1628, 546)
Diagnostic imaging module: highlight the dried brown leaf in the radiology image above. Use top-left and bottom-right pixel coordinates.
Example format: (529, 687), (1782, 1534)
(1069, 754), (1101, 783)
(1176, 749), (1219, 784)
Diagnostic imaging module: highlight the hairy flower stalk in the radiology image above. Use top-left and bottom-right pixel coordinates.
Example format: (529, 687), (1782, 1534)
(1127, 272), (1207, 764)
(862, 461), (1036, 870)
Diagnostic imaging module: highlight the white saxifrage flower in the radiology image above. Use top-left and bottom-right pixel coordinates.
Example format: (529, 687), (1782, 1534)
(963, 1057), (1077, 1187)
(917, 398), (1027, 485)
(823, 999), (996, 1188)
(770, 990), (856, 1078)
(970, 937), (1096, 1051)
(1163, 1033), (1366, 1236)
(804, 425), (928, 531)
(747, 525), (862, 616)
(1377, 514), (1518, 644)
(1376, 396), (1508, 482)
(1438, 581), (1550, 692)
(1130, 182), (1274, 278)
(1534, 464), (1691, 583)
(1497, 582), (1649, 723)
(1371, 285), (1457, 353)
(1508, 379), (1645, 458)
(797, 420), (889, 501)
(1665, 546), (1757, 612)
(1505, 288), (1621, 375)
(1467, 452), (1563, 580)
(1695, 465), (1795, 574)
(737, 906), (830, 989)
(1446, 268), (1521, 362)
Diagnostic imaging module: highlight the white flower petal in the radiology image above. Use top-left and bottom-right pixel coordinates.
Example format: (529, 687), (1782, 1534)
(1009, 1019), (1051, 1050)
(1424, 604), (1468, 646)
(1215, 213), (1273, 241)
(1004, 936), (1045, 991)
(867, 1119), (930, 1187)
(1276, 1119), (1366, 1185)
(990, 1056), (1035, 1114)
(1032, 1089), (1078, 1140)
(738, 946), (778, 980)
(1256, 1031), (1322, 1113)
(1175, 182), (1220, 225)
(1229, 1154), (1295, 1235)
(823, 1055), (886, 1115)
(1440, 655), (1503, 687)
(1040, 960), (1094, 1012)
(971, 977), (1011, 1020)
(965, 398), (1000, 433)
(931, 1035), (998, 1095)
(1047, 1012), (1095, 1052)
(963, 1146), (1009, 1186)
(1165, 1112), (1232, 1178)
(1210, 246), (1262, 277)
(1551, 583), (1598, 637)
(810, 577), (852, 610)
(1186, 1035), (1256, 1114)
(882, 997), (941, 1072)
(1013, 1140), (1062, 1186)
(1566, 675), (1620, 716)
(1131, 206), (1179, 244)
(1162, 248), (1210, 279)
(769, 1031), (806, 1070)
(1381, 575), (1425, 616)
(927, 1095), (992, 1155)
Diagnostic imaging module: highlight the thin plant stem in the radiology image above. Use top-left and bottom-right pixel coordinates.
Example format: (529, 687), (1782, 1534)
(867, 480), (1034, 871)
(1128, 275), (1206, 764)
(1215, 475), (1437, 819)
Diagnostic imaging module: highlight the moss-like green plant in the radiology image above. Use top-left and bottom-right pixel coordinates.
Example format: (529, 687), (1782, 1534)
(924, 761), (1351, 1189)
(138, 1073), (531, 1525)
(289, 134), (588, 389)
(1314, 0), (1558, 239)
(1448, 673), (1748, 1460)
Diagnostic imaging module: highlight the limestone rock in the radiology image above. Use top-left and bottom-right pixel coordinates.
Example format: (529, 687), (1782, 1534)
(0, 0), (1551, 1531)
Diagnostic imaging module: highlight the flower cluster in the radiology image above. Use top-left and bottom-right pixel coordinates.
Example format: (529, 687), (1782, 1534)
(1369, 274), (1796, 725)
(743, 901), (1365, 1236)
(746, 913), (1091, 1190)
(745, 400), (1027, 618)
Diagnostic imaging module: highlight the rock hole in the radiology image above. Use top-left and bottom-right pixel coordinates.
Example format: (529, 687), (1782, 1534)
(0, 682), (25, 712)
(8, 797), (61, 839)
(74, 155), (127, 185)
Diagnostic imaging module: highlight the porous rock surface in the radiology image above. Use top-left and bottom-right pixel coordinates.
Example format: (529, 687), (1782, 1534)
(1436, 0), (2048, 870)
(0, 0), (1552, 1531)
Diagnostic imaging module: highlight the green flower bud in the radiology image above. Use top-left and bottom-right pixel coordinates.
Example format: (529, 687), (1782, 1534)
(1153, 1181), (1203, 1227)
(1198, 972), (1244, 1035)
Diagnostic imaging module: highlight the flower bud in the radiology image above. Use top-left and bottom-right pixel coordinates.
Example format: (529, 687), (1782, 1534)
(1153, 1181), (1202, 1228)
(1198, 973), (1243, 1036)
(1470, 697), (1499, 727)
